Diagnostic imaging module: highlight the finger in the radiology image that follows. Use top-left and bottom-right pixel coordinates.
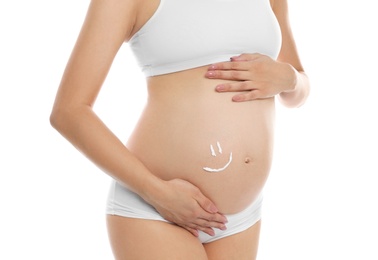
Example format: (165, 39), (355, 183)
(192, 190), (228, 222)
(193, 226), (215, 237)
(205, 70), (251, 81)
(216, 81), (254, 92)
(181, 221), (215, 236)
(198, 211), (228, 225)
(196, 218), (228, 231)
(190, 220), (227, 236)
(232, 90), (262, 102)
(231, 53), (262, 61)
(208, 61), (250, 71)
(193, 190), (219, 214)
(184, 226), (199, 237)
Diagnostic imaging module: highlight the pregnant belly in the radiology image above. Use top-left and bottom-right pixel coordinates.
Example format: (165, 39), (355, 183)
(126, 77), (276, 213)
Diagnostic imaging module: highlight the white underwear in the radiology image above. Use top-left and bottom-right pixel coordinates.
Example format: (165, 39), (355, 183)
(106, 180), (262, 243)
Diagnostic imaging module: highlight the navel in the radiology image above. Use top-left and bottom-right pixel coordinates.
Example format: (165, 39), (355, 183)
(244, 156), (252, 164)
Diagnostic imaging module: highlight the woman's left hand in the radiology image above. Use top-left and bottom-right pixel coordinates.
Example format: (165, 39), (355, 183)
(205, 53), (297, 102)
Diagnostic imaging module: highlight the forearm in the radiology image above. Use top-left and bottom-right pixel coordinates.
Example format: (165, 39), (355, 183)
(278, 69), (310, 108)
(50, 105), (164, 202)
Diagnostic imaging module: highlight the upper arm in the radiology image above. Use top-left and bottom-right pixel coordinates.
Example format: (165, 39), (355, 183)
(53, 0), (138, 110)
(271, 0), (304, 72)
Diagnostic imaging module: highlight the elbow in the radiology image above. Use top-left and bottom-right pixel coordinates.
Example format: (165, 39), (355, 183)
(278, 98), (301, 108)
(279, 90), (310, 108)
(280, 89), (310, 108)
(279, 73), (310, 108)
(49, 106), (65, 132)
(49, 102), (75, 133)
(50, 102), (91, 134)
(296, 83), (311, 108)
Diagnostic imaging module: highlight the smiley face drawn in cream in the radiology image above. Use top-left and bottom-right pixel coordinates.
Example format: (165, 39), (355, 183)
(203, 141), (233, 173)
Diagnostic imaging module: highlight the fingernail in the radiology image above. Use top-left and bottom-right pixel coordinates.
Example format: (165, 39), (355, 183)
(220, 225), (227, 230)
(216, 85), (225, 91)
(208, 64), (216, 70)
(210, 205), (218, 213)
(230, 56), (238, 61)
(206, 71), (215, 78)
(232, 95), (243, 102)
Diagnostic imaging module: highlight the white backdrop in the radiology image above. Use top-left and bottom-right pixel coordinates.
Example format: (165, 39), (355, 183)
(1, 0), (377, 259)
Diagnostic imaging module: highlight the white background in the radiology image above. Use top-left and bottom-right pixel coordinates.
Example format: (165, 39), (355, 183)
(1, 0), (377, 259)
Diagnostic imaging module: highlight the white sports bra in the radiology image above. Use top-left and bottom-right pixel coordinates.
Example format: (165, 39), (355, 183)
(129, 0), (282, 77)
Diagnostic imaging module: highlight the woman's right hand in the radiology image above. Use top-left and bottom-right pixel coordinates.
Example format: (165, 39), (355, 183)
(148, 179), (228, 237)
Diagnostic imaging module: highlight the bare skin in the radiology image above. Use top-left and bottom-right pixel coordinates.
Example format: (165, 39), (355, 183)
(50, 0), (309, 258)
(107, 216), (261, 260)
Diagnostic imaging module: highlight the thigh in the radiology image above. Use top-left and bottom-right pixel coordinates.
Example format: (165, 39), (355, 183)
(106, 215), (208, 260)
(203, 220), (261, 260)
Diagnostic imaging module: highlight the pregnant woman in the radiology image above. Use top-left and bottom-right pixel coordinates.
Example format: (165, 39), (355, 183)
(50, 0), (310, 258)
